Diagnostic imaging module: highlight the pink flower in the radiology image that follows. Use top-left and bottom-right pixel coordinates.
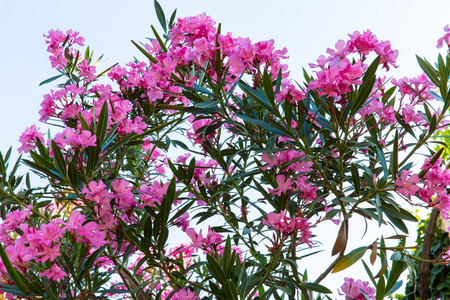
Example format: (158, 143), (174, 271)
(395, 170), (420, 197)
(339, 277), (375, 300)
(263, 211), (285, 231)
(37, 243), (61, 262)
(18, 125), (45, 153)
(437, 25), (450, 49)
(186, 228), (204, 251)
(173, 289), (198, 300)
(40, 264), (67, 281)
(433, 194), (450, 219)
(82, 180), (111, 204)
(76, 130), (97, 147)
(175, 212), (190, 232)
(78, 59), (97, 83)
(268, 175), (294, 196)
(204, 227), (223, 247)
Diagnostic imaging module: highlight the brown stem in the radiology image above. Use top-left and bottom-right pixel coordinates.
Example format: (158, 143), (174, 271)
(420, 208), (439, 300)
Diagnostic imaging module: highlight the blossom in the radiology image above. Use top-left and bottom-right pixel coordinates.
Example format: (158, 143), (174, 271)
(175, 212), (190, 232)
(18, 125), (45, 153)
(40, 264), (68, 281)
(173, 289), (198, 300)
(339, 277), (375, 300)
(82, 180), (111, 204)
(269, 175), (294, 196)
(186, 228), (204, 251)
(437, 25), (450, 49)
(395, 170), (420, 197)
(36, 243), (61, 262)
(263, 211), (313, 245)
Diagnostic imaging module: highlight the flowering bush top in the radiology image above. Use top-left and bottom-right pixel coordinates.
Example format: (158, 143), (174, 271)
(2, 2), (450, 299)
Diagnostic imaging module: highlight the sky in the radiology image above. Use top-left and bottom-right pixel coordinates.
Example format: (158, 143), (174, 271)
(1, 0), (450, 296)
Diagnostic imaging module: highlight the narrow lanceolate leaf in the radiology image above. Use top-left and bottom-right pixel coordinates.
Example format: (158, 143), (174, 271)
(376, 275), (386, 300)
(351, 55), (380, 116)
(131, 40), (158, 63)
(51, 140), (67, 178)
(385, 261), (406, 294)
(350, 164), (360, 196)
(301, 283), (332, 294)
(332, 246), (367, 273)
(96, 100), (109, 143)
(416, 55), (440, 86)
(392, 131), (399, 180)
(207, 255), (227, 285)
(154, 0), (167, 32)
(386, 280), (403, 296)
(376, 147), (388, 179)
(0, 243), (29, 295)
(418, 147), (444, 179)
(332, 221), (347, 256)
(151, 25), (168, 52)
(39, 74), (63, 86)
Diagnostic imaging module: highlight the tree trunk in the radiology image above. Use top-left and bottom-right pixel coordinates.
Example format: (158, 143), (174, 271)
(419, 208), (440, 300)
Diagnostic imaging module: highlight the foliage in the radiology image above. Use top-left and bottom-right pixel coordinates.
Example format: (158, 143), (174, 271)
(405, 214), (450, 299)
(1, 2), (450, 299)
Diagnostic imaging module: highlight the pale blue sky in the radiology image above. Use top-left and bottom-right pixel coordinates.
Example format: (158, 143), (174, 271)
(1, 0), (449, 295)
(1, 0), (449, 156)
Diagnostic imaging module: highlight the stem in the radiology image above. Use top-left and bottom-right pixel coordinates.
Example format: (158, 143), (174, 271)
(107, 250), (142, 300)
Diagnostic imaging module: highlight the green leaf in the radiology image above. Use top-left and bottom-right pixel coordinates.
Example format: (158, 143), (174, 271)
(301, 283), (332, 294)
(39, 74), (63, 86)
(96, 100), (109, 143)
(351, 56), (380, 116)
(51, 140), (67, 178)
(385, 261), (406, 294)
(78, 113), (90, 131)
(332, 246), (367, 273)
(380, 203), (417, 222)
(151, 25), (168, 52)
(27, 281), (46, 297)
(207, 255), (227, 285)
(156, 227), (169, 251)
(350, 163), (360, 196)
(0, 243), (29, 295)
(391, 131), (399, 180)
(239, 83), (280, 117)
(416, 55), (440, 86)
(169, 9), (177, 27)
(77, 246), (106, 281)
(235, 113), (290, 137)
(376, 275), (386, 300)
(131, 40), (158, 63)
(386, 280), (403, 296)
(224, 280), (239, 300)
(154, 0), (167, 32)
(376, 147), (388, 179)
(262, 69), (274, 101)
(361, 260), (377, 287)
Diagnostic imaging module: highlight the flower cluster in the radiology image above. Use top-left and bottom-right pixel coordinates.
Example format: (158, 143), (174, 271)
(308, 29), (398, 101)
(339, 277), (376, 300)
(263, 211), (312, 246)
(395, 158), (450, 219)
(7, 7), (450, 300)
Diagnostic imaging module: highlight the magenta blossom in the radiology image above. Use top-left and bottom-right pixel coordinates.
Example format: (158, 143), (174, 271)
(18, 125), (45, 153)
(339, 277), (376, 300)
(395, 170), (420, 198)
